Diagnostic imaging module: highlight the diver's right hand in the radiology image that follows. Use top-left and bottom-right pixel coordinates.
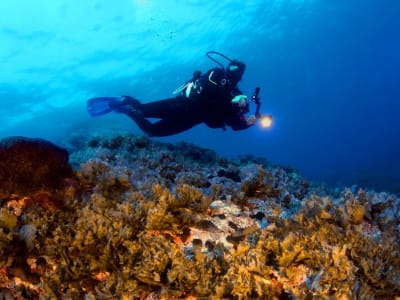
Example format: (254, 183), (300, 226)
(231, 95), (248, 107)
(246, 115), (257, 126)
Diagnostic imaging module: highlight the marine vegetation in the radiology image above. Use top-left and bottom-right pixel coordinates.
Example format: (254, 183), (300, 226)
(0, 129), (399, 299)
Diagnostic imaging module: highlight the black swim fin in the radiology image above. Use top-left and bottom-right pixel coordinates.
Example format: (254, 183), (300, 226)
(87, 96), (123, 117)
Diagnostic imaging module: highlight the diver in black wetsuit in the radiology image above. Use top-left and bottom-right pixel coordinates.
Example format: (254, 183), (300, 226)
(91, 52), (257, 137)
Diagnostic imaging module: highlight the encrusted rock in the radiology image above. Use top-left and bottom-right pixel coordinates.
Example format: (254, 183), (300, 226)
(0, 136), (72, 196)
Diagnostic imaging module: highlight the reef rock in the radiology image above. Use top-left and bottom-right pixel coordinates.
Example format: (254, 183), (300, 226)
(0, 136), (72, 196)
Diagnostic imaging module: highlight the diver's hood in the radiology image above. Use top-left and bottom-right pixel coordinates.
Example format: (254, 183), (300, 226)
(226, 60), (246, 86)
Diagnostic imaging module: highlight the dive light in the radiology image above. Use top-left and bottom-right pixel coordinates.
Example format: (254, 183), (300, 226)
(251, 87), (273, 128)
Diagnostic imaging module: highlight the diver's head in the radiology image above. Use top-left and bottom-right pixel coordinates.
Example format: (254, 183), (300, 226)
(226, 60), (246, 86)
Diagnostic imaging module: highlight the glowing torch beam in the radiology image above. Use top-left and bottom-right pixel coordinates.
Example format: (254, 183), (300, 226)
(260, 114), (273, 128)
(251, 87), (273, 128)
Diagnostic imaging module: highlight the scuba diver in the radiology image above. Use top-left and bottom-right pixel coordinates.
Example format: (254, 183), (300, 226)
(87, 52), (269, 137)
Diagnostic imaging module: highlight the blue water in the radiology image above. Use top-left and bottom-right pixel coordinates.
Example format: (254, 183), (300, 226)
(1, 0), (399, 193)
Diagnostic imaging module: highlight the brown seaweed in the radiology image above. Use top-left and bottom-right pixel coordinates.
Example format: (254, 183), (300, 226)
(0, 131), (398, 299)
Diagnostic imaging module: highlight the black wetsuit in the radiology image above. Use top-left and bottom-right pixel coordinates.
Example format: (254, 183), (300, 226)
(126, 67), (252, 137)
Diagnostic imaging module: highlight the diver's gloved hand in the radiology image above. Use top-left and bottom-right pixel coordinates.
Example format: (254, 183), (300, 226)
(245, 115), (257, 126)
(231, 95), (248, 108)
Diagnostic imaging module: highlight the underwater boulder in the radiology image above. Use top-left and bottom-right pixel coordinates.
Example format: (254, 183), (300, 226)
(0, 136), (72, 196)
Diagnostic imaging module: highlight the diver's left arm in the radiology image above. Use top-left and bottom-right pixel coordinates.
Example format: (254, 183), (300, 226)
(229, 115), (257, 131)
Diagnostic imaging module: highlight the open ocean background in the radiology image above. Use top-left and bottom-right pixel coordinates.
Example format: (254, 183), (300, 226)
(1, 0), (399, 194)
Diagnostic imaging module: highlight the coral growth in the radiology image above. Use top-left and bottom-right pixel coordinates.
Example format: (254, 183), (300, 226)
(0, 136), (72, 197)
(0, 130), (399, 299)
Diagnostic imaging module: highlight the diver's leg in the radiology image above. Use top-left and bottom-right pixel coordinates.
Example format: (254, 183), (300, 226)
(110, 95), (193, 118)
(117, 95), (198, 119)
(130, 115), (200, 137)
(128, 115), (155, 136)
(115, 95), (201, 136)
(108, 96), (142, 115)
(138, 96), (192, 119)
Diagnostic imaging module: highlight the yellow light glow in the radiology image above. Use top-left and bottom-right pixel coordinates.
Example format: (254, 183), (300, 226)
(260, 115), (273, 128)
